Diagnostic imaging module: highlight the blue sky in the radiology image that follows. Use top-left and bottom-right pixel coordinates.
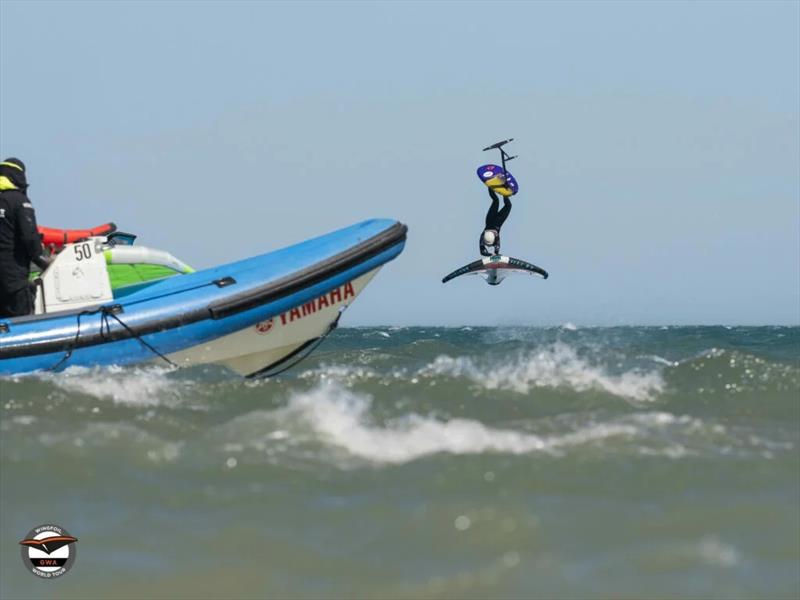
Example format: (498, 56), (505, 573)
(1, 1), (798, 325)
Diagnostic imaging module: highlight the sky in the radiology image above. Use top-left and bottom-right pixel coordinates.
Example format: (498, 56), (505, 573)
(1, 0), (798, 326)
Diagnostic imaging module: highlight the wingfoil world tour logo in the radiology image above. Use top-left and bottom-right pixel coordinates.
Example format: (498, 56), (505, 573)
(19, 524), (78, 578)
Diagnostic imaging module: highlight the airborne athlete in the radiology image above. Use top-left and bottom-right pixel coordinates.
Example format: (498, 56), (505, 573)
(442, 139), (549, 286)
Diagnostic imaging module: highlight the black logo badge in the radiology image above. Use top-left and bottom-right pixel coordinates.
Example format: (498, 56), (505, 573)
(19, 524), (78, 578)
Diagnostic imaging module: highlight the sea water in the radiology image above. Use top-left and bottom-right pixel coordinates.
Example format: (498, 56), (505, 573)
(1, 326), (798, 599)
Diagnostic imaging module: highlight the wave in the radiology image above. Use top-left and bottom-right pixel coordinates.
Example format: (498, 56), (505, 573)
(3, 371), (794, 470)
(7, 365), (201, 409)
(304, 342), (666, 402)
(302, 339), (799, 408)
(54, 365), (190, 407)
(284, 383), (549, 464)
(260, 383), (792, 467)
(419, 344), (664, 401)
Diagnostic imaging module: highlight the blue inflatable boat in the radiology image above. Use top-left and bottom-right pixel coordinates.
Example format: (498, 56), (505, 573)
(0, 219), (407, 377)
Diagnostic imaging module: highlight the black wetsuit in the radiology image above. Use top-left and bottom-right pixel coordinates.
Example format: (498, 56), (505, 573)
(480, 189), (512, 256)
(0, 162), (47, 318)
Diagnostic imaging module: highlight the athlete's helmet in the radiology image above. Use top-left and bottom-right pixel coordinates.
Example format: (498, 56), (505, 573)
(482, 230), (497, 246)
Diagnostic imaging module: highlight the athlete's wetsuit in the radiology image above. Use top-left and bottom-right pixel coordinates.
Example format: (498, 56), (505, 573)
(480, 189), (512, 256)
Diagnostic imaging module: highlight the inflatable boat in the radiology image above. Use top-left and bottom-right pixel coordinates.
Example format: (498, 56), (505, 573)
(0, 219), (407, 377)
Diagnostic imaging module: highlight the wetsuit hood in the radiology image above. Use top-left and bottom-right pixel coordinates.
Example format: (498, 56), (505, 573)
(0, 158), (28, 191)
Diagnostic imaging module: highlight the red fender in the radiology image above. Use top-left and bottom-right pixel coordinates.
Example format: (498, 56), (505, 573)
(38, 222), (117, 249)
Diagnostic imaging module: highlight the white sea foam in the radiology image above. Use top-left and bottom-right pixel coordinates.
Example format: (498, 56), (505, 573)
(11, 415), (37, 426)
(696, 536), (740, 568)
(642, 354), (677, 366)
(280, 384), (686, 465)
(44, 365), (190, 407)
(299, 364), (380, 384)
(302, 343), (666, 402)
(420, 343), (664, 402)
(285, 384), (548, 464)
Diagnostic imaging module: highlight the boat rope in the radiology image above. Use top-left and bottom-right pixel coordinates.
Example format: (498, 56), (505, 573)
(250, 307), (346, 379)
(99, 307), (178, 368)
(49, 305), (177, 371)
(48, 309), (93, 371)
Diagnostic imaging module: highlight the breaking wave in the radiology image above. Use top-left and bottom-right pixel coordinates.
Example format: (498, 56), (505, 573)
(419, 344), (664, 401)
(303, 342), (666, 402)
(284, 383), (549, 463)
(255, 383), (792, 467)
(15, 365), (198, 409)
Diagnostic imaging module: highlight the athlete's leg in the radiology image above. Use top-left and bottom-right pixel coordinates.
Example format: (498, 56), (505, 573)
(495, 197), (512, 229)
(484, 189), (500, 229)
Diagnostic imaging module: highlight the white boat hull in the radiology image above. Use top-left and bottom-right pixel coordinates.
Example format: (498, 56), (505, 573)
(165, 268), (380, 376)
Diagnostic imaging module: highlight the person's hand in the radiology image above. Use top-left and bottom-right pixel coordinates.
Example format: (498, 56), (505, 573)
(34, 254), (53, 270)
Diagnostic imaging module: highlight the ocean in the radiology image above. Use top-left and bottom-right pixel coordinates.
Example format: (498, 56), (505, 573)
(1, 326), (798, 599)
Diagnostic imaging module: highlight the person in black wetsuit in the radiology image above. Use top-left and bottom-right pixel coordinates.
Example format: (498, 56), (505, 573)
(479, 188), (511, 256)
(0, 158), (50, 318)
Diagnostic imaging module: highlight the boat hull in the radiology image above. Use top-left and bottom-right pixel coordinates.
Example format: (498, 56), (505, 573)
(166, 269), (379, 376)
(0, 220), (406, 376)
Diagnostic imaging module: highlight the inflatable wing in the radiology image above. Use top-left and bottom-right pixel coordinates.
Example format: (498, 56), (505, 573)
(442, 255), (548, 286)
(476, 164), (518, 197)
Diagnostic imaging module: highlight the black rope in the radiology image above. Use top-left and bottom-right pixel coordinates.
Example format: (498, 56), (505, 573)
(49, 305), (176, 371)
(250, 310), (344, 379)
(48, 309), (92, 372)
(100, 308), (177, 368)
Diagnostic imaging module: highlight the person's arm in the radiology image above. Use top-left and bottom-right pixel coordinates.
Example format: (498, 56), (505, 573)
(479, 232), (491, 256)
(15, 196), (49, 269)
